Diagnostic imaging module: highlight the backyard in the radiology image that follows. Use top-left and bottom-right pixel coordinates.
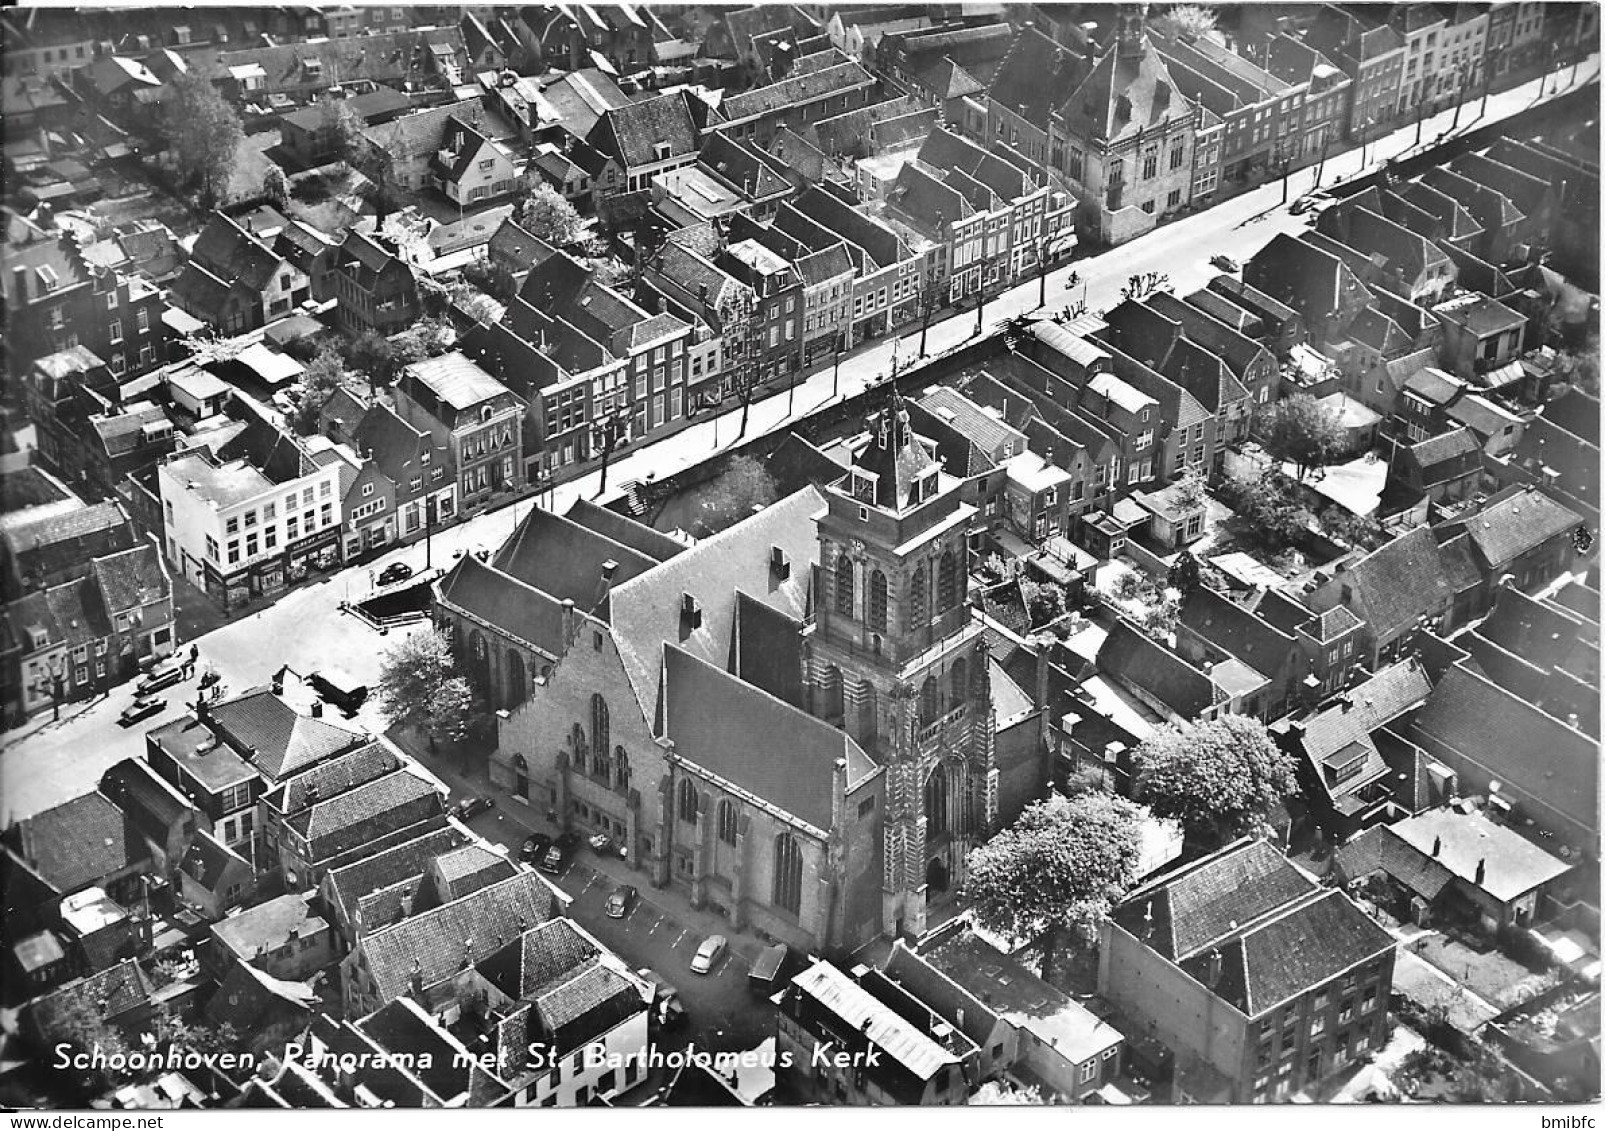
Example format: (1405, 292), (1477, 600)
(1411, 932), (1562, 1011)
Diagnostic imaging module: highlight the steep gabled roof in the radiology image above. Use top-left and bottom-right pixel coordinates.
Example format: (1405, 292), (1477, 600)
(588, 90), (699, 169)
(208, 687), (367, 781)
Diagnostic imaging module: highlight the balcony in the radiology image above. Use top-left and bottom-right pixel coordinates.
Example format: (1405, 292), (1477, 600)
(917, 703), (968, 746)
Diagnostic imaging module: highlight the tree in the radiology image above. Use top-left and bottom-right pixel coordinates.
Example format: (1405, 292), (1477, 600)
(515, 182), (586, 248)
(691, 454), (778, 536)
(1170, 468), (1208, 512)
(1138, 593), (1180, 640)
(1259, 393), (1344, 482)
(1120, 271), (1171, 303)
(462, 257), (518, 303)
(591, 408), (631, 497)
(324, 99), (365, 167)
(388, 316), (455, 378)
(159, 69), (244, 210)
(45, 996), (134, 1096)
(345, 330), (396, 386)
(375, 629), (477, 748)
(263, 164), (289, 209)
(962, 791), (1144, 980)
(1134, 715), (1299, 851)
(352, 145), (404, 224)
(969, 1080), (1048, 1105)
(290, 346), (348, 435)
(1153, 3), (1220, 41)
(1020, 577), (1066, 627)
(1167, 548), (1202, 595)
(1224, 469), (1308, 553)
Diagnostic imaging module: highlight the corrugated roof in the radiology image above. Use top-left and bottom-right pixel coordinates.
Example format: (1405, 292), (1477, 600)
(791, 961), (960, 1081)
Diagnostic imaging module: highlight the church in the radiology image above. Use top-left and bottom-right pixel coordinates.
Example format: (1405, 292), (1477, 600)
(434, 393), (1051, 951)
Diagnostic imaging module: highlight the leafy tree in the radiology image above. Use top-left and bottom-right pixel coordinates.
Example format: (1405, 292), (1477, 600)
(159, 69), (244, 209)
(691, 454), (778, 536)
(375, 629), (477, 749)
(1137, 593), (1180, 640)
(324, 99), (365, 167)
(1320, 506), (1386, 552)
(969, 1080), (1048, 1105)
(352, 145), (404, 223)
(962, 791), (1144, 980)
(289, 346), (348, 434)
(1224, 469), (1308, 554)
(45, 996), (134, 1095)
(462, 257), (518, 303)
(1153, 3), (1220, 40)
(515, 182), (586, 247)
(263, 164), (289, 209)
(1020, 577), (1066, 626)
(1134, 715), (1298, 851)
(1167, 548), (1202, 595)
(1170, 468), (1208, 513)
(1259, 393), (1344, 482)
(345, 330), (396, 386)
(390, 316), (455, 376)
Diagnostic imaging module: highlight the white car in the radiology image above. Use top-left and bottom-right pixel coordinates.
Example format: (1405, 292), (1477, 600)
(689, 934), (727, 975)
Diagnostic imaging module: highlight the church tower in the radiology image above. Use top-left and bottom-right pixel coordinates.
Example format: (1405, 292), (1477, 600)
(805, 390), (996, 940)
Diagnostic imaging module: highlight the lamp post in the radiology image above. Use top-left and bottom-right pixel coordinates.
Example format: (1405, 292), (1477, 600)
(48, 654), (64, 722)
(831, 338), (843, 401)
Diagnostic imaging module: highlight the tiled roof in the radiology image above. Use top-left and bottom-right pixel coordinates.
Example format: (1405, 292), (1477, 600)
(1178, 587), (1297, 674)
(533, 960), (644, 1052)
(362, 100), (488, 164)
(1193, 888), (1395, 1016)
(1307, 526), (1472, 644)
(562, 498), (685, 564)
(608, 485), (821, 711)
(663, 643), (873, 832)
(1333, 824), (1456, 901)
(179, 828), (247, 891)
(359, 872), (561, 1001)
(437, 551), (567, 657)
(1409, 426), (1480, 469)
(1441, 486), (1582, 572)
(190, 211), (285, 293)
(323, 826), (468, 923)
(479, 916), (597, 1000)
(491, 505), (658, 616)
(428, 843), (516, 902)
(25, 959), (152, 1038)
(1097, 619), (1217, 719)
(1115, 839), (1313, 961)
(4, 791), (142, 895)
(916, 386), (1026, 457)
(268, 740), (399, 815)
(1388, 809), (1570, 903)
(88, 544), (168, 614)
(588, 90), (698, 169)
(1410, 662), (1598, 839)
(988, 26), (1088, 128)
(208, 687), (366, 781)
(213, 892), (325, 956)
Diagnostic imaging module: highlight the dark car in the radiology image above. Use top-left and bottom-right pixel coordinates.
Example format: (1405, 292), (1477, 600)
(538, 831), (581, 874)
(136, 666), (186, 696)
(605, 885), (638, 919)
(520, 833), (552, 863)
(1209, 254), (1239, 273)
(448, 796), (494, 821)
(377, 562), (414, 586)
(118, 696), (167, 726)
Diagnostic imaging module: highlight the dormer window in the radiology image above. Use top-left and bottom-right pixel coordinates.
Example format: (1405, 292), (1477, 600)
(770, 546), (790, 582)
(679, 593), (702, 638)
(850, 470), (876, 505)
(36, 265), (58, 292)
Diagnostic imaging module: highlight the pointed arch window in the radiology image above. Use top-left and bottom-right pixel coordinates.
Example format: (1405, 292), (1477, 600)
(717, 799), (739, 845)
(924, 764), (949, 836)
(909, 564), (927, 628)
(921, 675), (940, 724)
(868, 569), (889, 632)
(950, 657), (968, 704)
(773, 832), (803, 915)
(834, 552), (855, 617)
(591, 693), (610, 756)
(938, 550), (958, 610)
(678, 777), (699, 824)
(614, 747), (631, 793)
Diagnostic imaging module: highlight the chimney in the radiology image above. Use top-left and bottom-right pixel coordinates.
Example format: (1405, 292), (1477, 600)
(561, 597), (577, 647)
(1474, 857), (1486, 887)
(1142, 900), (1154, 939)
(1567, 712), (1580, 728)
(1205, 949), (1223, 986)
(310, 700), (323, 717)
(1431, 835), (1441, 857)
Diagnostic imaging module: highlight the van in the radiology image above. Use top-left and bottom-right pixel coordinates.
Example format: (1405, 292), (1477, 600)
(747, 943), (790, 996)
(311, 667), (368, 714)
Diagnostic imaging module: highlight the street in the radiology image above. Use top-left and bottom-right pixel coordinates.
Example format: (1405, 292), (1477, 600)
(450, 800), (776, 1054)
(0, 53), (1595, 825)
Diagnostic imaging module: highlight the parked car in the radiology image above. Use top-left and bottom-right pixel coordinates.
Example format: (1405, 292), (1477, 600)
(605, 885), (638, 919)
(118, 696), (167, 726)
(690, 934), (728, 975)
(448, 796), (494, 821)
(589, 831), (626, 857)
(538, 831), (581, 874)
(1209, 254), (1239, 272)
(1290, 191), (1330, 215)
(310, 667), (367, 714)
(136, 666), (186, 696)
(520, 833), (552, 863)
(377, 561), (414, 586)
